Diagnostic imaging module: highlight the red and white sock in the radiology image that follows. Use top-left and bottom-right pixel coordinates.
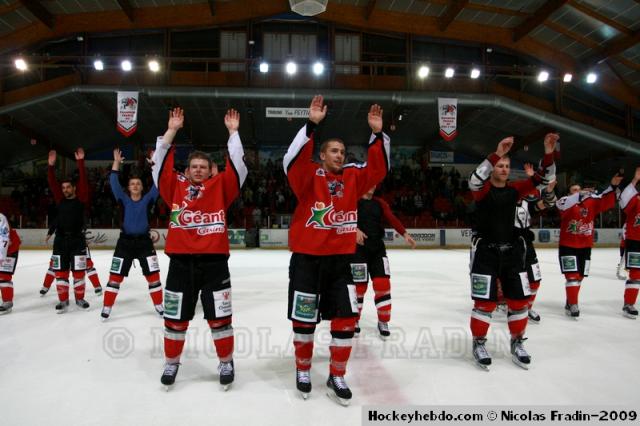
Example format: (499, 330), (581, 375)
(329, 317), (356, 376)
(0, 273), (13, 303)
(103, 274), (124, 308)
(55, 271), (70, 302)
(372, 277), (391, 323)
(625, 270), (640, 305)
(292, 321), (316, 371)
(528, 280), (541, 309)
(164, 320), (189, 364)
(470, 300), (496, 338)
(146, 272), (163, 306)
(506, 299), (529, 339)
(43, 267), (55, 289)
(208, 318), (234, 362)
(564, 273), (582, 305)
(72, 270), (86, 300)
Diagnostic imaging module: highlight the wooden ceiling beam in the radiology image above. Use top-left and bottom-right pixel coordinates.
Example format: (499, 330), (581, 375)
(567, 0), (632, 36)
(544, 20), (600, 50)
(605, 60), (640, 97)
(437, 0), (468, 32)
(364, 0), (376, 21)
(513, 0), (569, 42)
(0, 2), (20, 15)
(584, 30), (640, 68)
(17, 0), (54, 29)
(208, 0), (215, 17)
(116, 0), (135, 23)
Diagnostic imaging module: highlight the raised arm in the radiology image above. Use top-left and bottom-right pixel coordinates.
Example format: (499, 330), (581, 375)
(47, 150), (63, 203)
(221, 108), (249, 208)
(352, 104), (391, 197)
(283, 96), (326, 196)
(110, 148), (126, 202)
(75, 148), (89, 205)
(469, 137), (512, 201)
(620, 167), (640, 213)
(596, 171), (624, 214)
(152, 108), (183, 203)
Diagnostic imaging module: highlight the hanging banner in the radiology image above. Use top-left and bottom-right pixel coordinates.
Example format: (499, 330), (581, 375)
(117, 91), (139, 137)
(438, 97), (458, 141)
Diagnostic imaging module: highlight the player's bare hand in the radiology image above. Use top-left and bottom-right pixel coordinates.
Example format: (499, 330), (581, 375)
(404, 232), (417, 249)
(523, 163), (535, 177)
(225, 109), (240, 134)
(75, 147), (85, 161)
(543, 133), (559, 154)
(368, 104), (383, 133)
(496, 137), (514, 157)
(48, 150), (56, 166)
(356, 228), (367, 246)
(308, 95), (327, 124)
(168, 108), (184, 131)
(113, 148), (124, 163)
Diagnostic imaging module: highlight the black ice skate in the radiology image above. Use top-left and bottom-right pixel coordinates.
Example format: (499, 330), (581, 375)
(75, 299), (90, 310)
(565, 303), (580, 319)
(472, 338), (491, 371)
(100, 306), (112, 321)
(39, 286), (49, 296)
(377, 321), (390, 341)
(326, 374), (352, 406)
(161, 363), (180, 390)
(528, 309), (541, 323)
(354, 321), (361, 337)
(154, 304), (164, 317)
(0, 301), (13, 315)
(622, 304), (638, 319)
(296, 369), (311, 400)
(218, 360), (234, 391)
(510, 337), (531, 370)
(94, 286), (103, 296)
(55, 300), (69, 314)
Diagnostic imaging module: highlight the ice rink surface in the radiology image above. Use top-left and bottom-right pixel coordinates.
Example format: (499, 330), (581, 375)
(0, 248), (637, 425)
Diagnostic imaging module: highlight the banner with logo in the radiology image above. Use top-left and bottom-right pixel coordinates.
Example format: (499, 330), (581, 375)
(438, 97), (458, 141)
(117, 91), (139, 137)
(429, 151), (454, 163)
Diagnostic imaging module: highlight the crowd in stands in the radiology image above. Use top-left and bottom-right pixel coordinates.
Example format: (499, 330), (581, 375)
(0, 156), (623, 231)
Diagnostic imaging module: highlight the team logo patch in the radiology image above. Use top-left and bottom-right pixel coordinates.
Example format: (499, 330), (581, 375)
(291, 291), (318, 322)
(327, 179), (344, 198)
(520, 272), (531, 296)
(305, 202), (357, 234)
(347, 284), (359, 313)
(350, 263), (368, 282)
(635, 215), (640, 227)
(0, 257), (16, 273)
(164, 290), (183, 319)
(627, 252), (640, 268)
(213, 288), (232, 317)
(471, 273), (491, 299)
(315, 168), (325, 177)
(566, 220), (593, 236)
(580, 208), (588, 217)
(146, 255), (160, 272)
(170, 201), (226, 235)
(74, 255), (87, 271)
(561, 256), (578, 272)
(51, 255), (61, 270)
(110, 257), (124, 274)
(185, 184), (204, 201)
(382, 257), (391, 276)
(584, 260), (590, 277)
(530, 262), (542, 281)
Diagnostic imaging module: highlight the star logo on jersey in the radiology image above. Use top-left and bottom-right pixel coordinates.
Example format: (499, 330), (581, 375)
(634, 214), (640, 227)
(327, 179), (344, 198)
(170, 203), (186, 228)
(567, 219), (593, 236)
(305, 202), (357, 233)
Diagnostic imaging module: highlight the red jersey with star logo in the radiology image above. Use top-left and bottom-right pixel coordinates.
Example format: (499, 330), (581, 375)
(152, 132), (248, 254)
(556, 186), (617, 248)
(620, 182), (640, 241)
(284, 123), (390, 255)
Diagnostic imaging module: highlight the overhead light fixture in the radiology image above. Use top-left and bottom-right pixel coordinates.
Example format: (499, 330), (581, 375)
(445, 67), (455, 78)
(586, 72), (597, 84)
(563, 73), (572, 83)
(417, 65), (430, 79)
(14, 58), (27, 71)
(285, 61), (297, 75)
(93, 59), (104, 71)
(148, 60), (160, 73)
(537, 70), (549, 82)
(470, 68), (480, 79)
(121, 60), (132, 72)
(312, 61), (324, 75)
(259, 62), (269, 73)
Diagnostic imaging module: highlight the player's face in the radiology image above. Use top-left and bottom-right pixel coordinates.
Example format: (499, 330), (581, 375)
(320, 141), (345, 174)
(491, 157), (510, 183)
(188, 159), (212, 184)
(569, 184), (581, 194)
(61, 182), (76, 199)
(128, 178), (143, 196)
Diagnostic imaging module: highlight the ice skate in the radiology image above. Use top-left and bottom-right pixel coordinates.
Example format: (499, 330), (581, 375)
(472, 338), (491, 371)
(565, 303), (579, 319)
(218, 360), (234, 391)
(354, 321), (360, 337)
(100, 306), (112, 321)
(75, 299), (90, 310)
(154, 304), (164, 317)
(622, 304), (638, 319)
(326, 374), (352, 406)
(377, 321), (390, 341)
(296, 369), (311, 400)
(94, 286), (103, 296)
(39, 286), (49, 296)
(0, 301), (13, 315)
(55, 300), (69, 314)
(616, 261), (627, 280)
(510, 337), (531, 370)
(528, 309), (541, 323)
(161, 363), (180, 391)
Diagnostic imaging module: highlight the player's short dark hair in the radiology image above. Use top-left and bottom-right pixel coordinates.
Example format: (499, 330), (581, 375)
(320, 138), (346, 153)
(128, 175), (144, 187)
(60, 178), (75, 187)
(187, 150), (213, 168)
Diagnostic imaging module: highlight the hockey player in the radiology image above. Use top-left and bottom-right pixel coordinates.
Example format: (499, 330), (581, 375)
(152, 107), (247, 390)
(468, 134), (555, 370)
(284, 96), (390, 405)
(618, 167), (640, 319)
(616, 225), (627, 280)
(100, 148), (162, 320)
(47, 148), (91, 313)
(517, 160), (558, 323)
(556, 173), (622, 319)
(351, 186), (415, 340)
(0, 213), (21, 314)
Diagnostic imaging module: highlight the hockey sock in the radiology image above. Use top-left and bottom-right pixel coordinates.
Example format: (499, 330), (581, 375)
(506, 299), (529, 339)
(528, 281), (541, 309)
(329, 317), (356, 376)
(470, 300), (497, 338)
(292, 321), (316, 371)
(72, 270), (86, 300)
(103, 274), (124, 307)
(564, 273), (582, 305)
(625, 270), (640, 305)
(0, 273), (13, 302)
(355, 283), (367, 319)
(372, 277), (391, 323)
(86, 266), (101, 289)
(43, 267), (55, 289)
(55, 270), (70, 302)
(145, 272), (163, 306)
(207, 318), (234, 362)
(164, 320), (189, 363)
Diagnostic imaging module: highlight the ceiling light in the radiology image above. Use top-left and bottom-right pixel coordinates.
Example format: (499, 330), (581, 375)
(121, 60), (132, 72)
(14, 58), (27, 71)
(93, 59), (104, 71)
(148, 60), (160, 72)
(259, 62), (269, 73)
(470, 68), (480, 79)
(563, 73), (572, 83)
(417, 66), (430, 79)
(586, 72), (597, 84)
(285, 61), (297, 75)
(537, 70), (549, 82)
(445, 67), (455, 78)
(312, 61), (324, 75)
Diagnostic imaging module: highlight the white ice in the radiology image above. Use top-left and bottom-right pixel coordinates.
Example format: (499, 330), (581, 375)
(0, 248), (637, 425)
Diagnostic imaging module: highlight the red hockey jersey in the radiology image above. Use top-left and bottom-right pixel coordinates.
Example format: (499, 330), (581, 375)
(284, 124), (390, 255)
(0, 213), (20, 257)
(152, 132), (247, 255)
(620, 183), (640, 241)
(556, 186), (617, 248)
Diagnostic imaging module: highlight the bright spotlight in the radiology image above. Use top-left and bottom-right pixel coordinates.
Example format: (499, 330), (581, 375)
(537, 70), (549, 82)
(14, 58), (27, 71)
(312, 62), (324, 75)
(148, 60), (160, 73)
(586, 72), (597, 84)
(417, 66), (430, 79)
(445, 67), (455, 78)
(259, 62), (269, 73)
(285, 61), (297, 75)
(93, 59), (104, 71)
(470, 68), (480, 79)
(121, 60), (132, 72)
(563, 73), (572, 83)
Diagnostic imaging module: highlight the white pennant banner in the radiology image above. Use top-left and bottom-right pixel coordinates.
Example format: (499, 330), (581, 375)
(117, 91), (139, 137)
(438, 97), (458, 142)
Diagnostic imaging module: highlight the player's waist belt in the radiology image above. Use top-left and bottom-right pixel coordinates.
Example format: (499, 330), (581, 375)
(485, 243), (513, 252)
